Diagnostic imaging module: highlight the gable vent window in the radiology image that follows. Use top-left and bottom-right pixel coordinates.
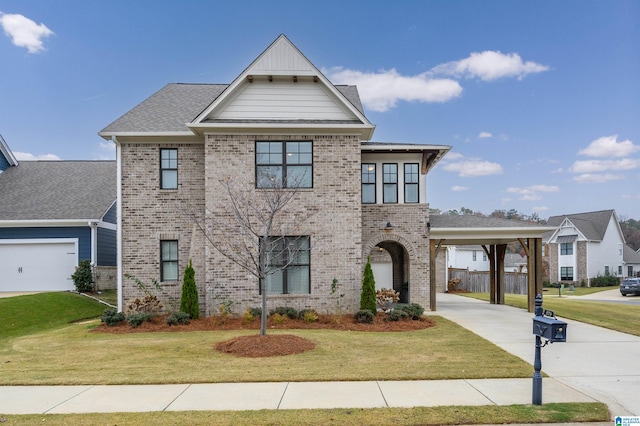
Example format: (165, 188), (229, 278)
(160, 148), (178, 189)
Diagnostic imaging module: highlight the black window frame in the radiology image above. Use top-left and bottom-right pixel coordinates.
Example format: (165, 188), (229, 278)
(404, 163), (419, 203)
(255, 141), (313, 189)
(361, 163), (376, 204)
(160, 148), (178, 190)
(560, 266), (573, 281)
(160, 240), (179, 282)
(560, 242), (573, 255)
(382, 163), (398, 204)
(261, 236), (311, 295)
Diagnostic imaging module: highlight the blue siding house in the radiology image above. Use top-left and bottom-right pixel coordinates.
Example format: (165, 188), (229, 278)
(0, 135), (116, 291)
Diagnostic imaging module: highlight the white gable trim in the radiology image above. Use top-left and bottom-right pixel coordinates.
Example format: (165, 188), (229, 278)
(0, 134), (19, 167)
(190, 35), (373, 138)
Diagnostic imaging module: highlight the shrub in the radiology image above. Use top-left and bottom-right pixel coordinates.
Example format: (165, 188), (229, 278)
(248, 307), (262, 318)
(354, 309), (374, 324)
(127, 313), (152, 328)
(243, 308), (257, 322)
(271, 313), (287, 324)
(360, 257), (377, 313)
(394, 303), (425, 320)
(127, 295), (162, 315)
(299, 309), (318, 323)
(269, 306), (298, 319)
(387, 308), (409, 321)
(590, 274), (620, 287)
(71, 259), (94, 293)
(179, 259), (199, 319)
(101, 308), (125, 326)
(166, 312), (190, 326)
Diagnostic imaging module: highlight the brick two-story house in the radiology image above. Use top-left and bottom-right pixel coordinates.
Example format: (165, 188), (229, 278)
(100, 35), (451, 315)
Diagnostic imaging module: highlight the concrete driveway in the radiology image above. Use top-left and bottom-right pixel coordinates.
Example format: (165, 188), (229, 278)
(431, 292), (640, 417)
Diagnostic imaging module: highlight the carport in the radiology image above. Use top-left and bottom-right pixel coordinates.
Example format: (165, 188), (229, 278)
(428, 215), (556, 312)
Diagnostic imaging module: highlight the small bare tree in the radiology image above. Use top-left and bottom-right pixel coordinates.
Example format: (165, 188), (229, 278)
(183, 172), (313, 336)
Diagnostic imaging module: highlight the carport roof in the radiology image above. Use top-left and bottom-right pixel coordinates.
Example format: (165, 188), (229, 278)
(429, 214), (555, 245)
(0, 161), (116, 222)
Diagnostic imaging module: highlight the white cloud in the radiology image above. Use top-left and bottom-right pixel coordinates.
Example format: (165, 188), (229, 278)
(444, 151), (464, 160)
(14, 151), (61, 161)
(578, 135), (639, 158)
(326, 67), (462, 112)
(442, 159), (503, 177)
(506, 185), (558, 201)
(573, 173), (624, 183)
(533, 206), (549, 212)
(0, 12), (54, 53)
(478, 132), (492, 139)
(429, 51), (549, 81)
(451, 185), (469, 191)
(570, 158), (640, 173)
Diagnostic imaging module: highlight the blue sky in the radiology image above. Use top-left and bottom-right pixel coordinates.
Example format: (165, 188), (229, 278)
(1, 0), (639, 220)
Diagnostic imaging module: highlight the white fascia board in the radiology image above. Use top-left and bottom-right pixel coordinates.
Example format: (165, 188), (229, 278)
(431, 226), (556, 241)
(0, 134), (18, 166)
(188, 122), (376, 140)
(362, 144), (452, 152)
(99, 131), (196, 140)
(0, 219), (99, 228)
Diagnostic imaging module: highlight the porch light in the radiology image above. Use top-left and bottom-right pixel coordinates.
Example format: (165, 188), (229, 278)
(385, 222), (393, 229)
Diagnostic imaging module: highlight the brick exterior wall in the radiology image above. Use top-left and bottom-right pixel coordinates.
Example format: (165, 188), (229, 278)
(202, 134), (362, 316)
(119, 142), (206, 313)
(361, 204), (430, 308)
(576, 241), (587, 285)
(548, 243), (558, 283)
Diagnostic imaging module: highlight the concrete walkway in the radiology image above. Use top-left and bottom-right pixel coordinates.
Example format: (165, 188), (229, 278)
(431, 292), (640, 417)
(0, 291), (636, 423)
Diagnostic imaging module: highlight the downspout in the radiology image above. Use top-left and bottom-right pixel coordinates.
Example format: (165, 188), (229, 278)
(89, 220), (98, 267)
(114, 136), (123, 312)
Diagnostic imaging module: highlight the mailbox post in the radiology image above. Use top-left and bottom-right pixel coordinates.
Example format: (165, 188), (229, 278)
(532, 294), (567, 405)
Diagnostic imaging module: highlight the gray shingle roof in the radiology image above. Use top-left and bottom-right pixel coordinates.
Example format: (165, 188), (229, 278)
(623, 244), (640, 263)
(100, 84), (364, 135)
(546, 209), (615, 241)
(430, 214), (545, 229)
(0, 161), (116, 221)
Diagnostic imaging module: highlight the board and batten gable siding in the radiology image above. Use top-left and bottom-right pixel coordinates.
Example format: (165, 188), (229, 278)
(97, 227), (116, 266)
(0, 227), (91, 260)
(103, 202), (117, 224)
(215, 79), (357, 121)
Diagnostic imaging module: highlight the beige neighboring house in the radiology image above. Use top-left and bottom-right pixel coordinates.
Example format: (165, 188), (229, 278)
(544, 209), (632, 285)
(100, 35), (450, 315)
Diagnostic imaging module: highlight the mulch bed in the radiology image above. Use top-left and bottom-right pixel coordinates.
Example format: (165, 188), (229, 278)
(92, 313), (435, 357)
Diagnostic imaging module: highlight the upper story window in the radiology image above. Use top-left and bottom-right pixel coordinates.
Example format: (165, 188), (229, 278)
(256, 141), (312, 189)
(160, 148), (178, 189)
(472, 251), (477, 261)
(404, 163), (419, 203)
(361, 164), (376, 204)
(560, 242), (573, 255)
(382, 163), (398, 204)
(160, 240), (178, 281)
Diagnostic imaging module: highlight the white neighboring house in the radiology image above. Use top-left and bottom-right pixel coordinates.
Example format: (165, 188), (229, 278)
(447, 245), (490, 271)
(623, 245), (640, 278)
(544, 209), (629, 284)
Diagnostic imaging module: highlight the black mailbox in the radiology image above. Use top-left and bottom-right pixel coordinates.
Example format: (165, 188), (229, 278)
(532, 313), (567, 342)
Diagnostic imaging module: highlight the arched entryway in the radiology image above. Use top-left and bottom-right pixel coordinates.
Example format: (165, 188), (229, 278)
(364, 233), (417, 305)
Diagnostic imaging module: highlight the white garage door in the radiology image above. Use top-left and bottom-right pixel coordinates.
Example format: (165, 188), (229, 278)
(0, 239), (78, 292)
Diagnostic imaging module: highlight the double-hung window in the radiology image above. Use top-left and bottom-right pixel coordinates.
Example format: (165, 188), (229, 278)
(160, 148), (178, 189)
(404, 163), (419, 203)
(256, 141), (312, 188)
(160, 240), (178, 281)
(560, 266), (573, 281)
(382, 163), (398, 203)
(560, 242), (573, 255)
(263, 236), (311, 294)
(361, 163), (376, 204)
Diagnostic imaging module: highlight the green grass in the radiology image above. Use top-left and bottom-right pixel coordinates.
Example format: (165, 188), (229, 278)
(0, 402), (609, 425)
(463, 292), (640, 336)
(0, 292), (106, 339)
(568, 285), (619, 296)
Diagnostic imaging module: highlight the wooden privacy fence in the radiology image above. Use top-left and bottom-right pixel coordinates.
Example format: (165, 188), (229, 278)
(448, 268), (528, 294)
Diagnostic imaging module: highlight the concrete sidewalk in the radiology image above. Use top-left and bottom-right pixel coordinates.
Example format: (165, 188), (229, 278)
(0, 378), (595, 415)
